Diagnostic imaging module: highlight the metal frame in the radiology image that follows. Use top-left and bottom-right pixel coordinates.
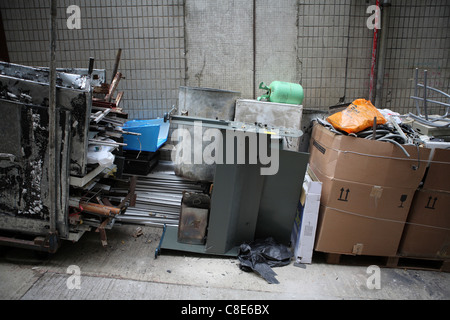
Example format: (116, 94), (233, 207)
(410, 68), (450, 128)
(169, 114), (304, 138)
(158, 148), (309, 257)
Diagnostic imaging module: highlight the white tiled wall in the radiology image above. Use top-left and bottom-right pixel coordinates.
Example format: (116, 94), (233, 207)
(298, 0), (353, 108)
(298, 0), (449, 114)
(0, 0), (185, 120)
(383, 0), (450, 115)
(1, 0), (448, 118)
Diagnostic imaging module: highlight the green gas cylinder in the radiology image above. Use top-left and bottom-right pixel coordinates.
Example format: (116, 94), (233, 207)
(257, 81), (304, 105)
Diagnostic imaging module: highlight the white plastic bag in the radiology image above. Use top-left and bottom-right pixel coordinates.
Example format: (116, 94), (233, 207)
(379, 108), (402, 124)
(87, 144), (115, 166)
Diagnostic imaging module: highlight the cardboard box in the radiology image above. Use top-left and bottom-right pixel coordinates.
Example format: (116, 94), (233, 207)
(309, 123), (431, 257)
(314, 167), (415, 219)
(423, 147), (450, 192)
(312, 166), (415, 256)
(291, 167), (322, 264)
(398, 189), (450, 259)
(309, 123), (430, 189)
(315, 205), (408, 256)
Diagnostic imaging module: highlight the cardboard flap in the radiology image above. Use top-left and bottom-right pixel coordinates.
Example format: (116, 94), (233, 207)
(309, 123), (431, 188)
(423, 148), (450, 192)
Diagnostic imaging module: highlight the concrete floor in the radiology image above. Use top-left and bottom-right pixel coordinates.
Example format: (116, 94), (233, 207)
(0, 224), (449, 301)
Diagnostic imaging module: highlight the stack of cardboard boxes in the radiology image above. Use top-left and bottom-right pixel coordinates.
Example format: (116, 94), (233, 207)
(399, 148), (450, 259)
(308, 122), (449, 262)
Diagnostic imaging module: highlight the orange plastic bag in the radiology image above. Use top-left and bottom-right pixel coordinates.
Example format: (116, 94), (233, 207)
(326, 99), (387, 134)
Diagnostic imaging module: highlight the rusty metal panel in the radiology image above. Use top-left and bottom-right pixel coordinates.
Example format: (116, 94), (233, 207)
(0, 62), (106, 90)
(0, 73), (91, 177)
(177, 192), (210, 245)
(0, 100), (70, 238)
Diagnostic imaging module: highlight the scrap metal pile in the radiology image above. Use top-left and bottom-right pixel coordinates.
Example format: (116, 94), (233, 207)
(316, 114), (424, 159)
(0, 55), (138, 249)
(320, 68), (450, 150)
(409, 68), (450, 130)
(116, 161), (210, 228)
(318, 77), (450, 159)
(67, 53), (140, 246)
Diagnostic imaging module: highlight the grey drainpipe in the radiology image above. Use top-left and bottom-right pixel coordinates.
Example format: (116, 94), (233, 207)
(374, 0), (391, 108)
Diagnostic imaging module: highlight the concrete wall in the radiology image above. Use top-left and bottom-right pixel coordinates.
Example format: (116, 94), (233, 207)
(184, 0), (253, 97)
(256, 0), (300, 97)
(184, 0), (300, 99)
(1, 0), (449, 118)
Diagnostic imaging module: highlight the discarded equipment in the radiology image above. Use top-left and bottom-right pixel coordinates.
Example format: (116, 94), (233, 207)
(156, 114), (309, 258)
(409, 68), (450, 140)
(174, 86), (241, 182)
(122, 118), (170, 153)
(0, 58), (134, 252)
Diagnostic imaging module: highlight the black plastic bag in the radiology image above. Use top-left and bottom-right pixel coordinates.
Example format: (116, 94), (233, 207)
(237, 237), (293, 284)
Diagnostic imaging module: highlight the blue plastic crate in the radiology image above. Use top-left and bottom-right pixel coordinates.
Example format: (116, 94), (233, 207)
(122, 118), (170, 152)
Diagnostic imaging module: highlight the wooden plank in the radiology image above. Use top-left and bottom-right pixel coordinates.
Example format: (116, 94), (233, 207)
(386, 257), (399, 268)
(325, 253), (341, 264)
(319, 251), (449, 272)
(442, 261), (450, 273)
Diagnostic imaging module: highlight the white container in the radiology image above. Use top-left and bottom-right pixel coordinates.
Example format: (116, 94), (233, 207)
(290, 167), (322, 264)
(234, 99), (303, 151)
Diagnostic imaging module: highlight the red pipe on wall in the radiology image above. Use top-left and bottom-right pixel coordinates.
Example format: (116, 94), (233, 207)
(369, 0), (380, 103)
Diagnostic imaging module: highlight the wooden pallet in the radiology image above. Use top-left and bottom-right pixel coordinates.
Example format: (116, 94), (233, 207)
(318, 252), (450, 273)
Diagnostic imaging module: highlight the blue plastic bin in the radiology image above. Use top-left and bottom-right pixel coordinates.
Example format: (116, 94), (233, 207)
(122, 118), (170, 152)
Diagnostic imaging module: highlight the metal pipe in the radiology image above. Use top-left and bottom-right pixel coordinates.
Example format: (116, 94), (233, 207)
(369, 0), (380, 102)
(372, 117), (377, 140)
(48, 0), (57, 235)
(111, 48), (122, 85)
(88, 57), (95, 76)
(424, 70), (428, 120)
(79, 201), (121, 216)
(0, 236), (58, 253)
(414, 68), (422, 116)
(417, 83), (450, 99)
(88, 139), (127, 147)
(374, 0), (391, 108)
(378, 138), (410, 157)
(412, 68), (450, 118)
(410, 96), (450, 109)
(408, 112), (450, 128)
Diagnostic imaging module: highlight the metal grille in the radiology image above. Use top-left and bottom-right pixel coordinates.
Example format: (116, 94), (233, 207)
(297, 0), (449, 113)
(1, 1), (448, 116)
(0, 0), (185, 120)
(383, 0), (450, 115)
